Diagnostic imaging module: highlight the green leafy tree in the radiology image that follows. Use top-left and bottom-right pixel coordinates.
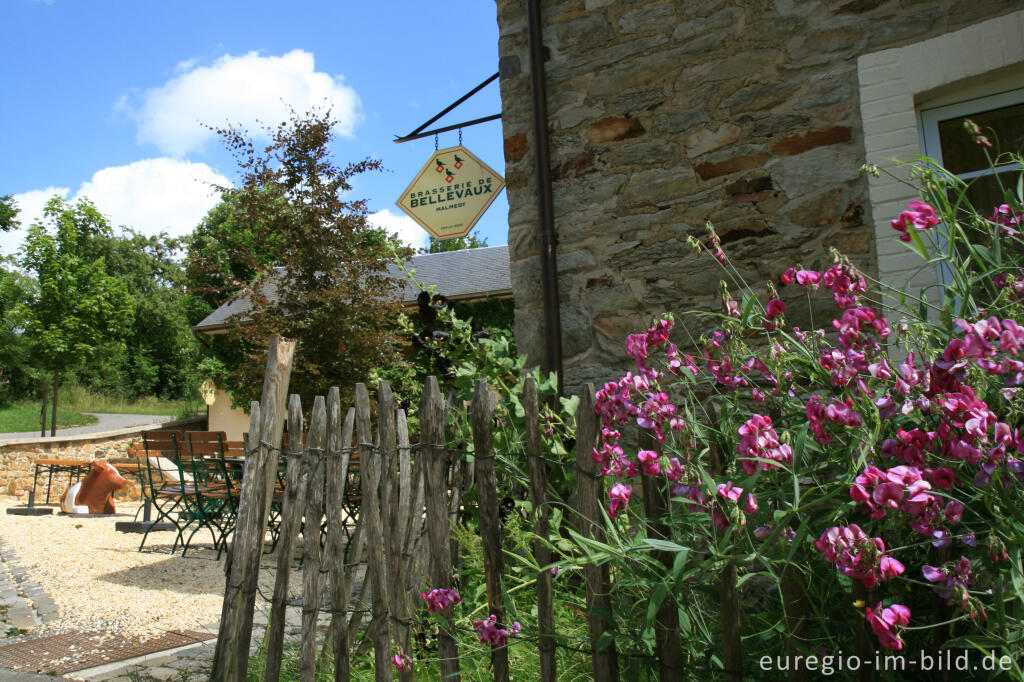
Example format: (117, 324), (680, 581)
(427, 230), (487, 253)
(77, 229), (201, 399)
(17, 197), (133, 434)
(0, 195), (18, 232)
(187, 109), (413, 404)
(0, 260), (35, 405)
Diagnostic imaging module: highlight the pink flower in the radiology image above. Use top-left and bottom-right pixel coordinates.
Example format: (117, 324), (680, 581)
(392, 653), (412, 671)
(765, 298), (786, 319)
(420, 588), (462, 613)
(814, 524), (904, 588)
(865, 603), (911, 650)
(474, 614), (521, 647)
(737, 415), (792, 474)
(716, 481), (743, 502)
(891, 201), (940, 242)
(608, 483), (632, 518)
(743, 492), (758, 515)
(638, 449), (661, 476)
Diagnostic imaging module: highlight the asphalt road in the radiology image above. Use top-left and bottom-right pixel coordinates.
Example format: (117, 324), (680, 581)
(0, 413), (175, 441)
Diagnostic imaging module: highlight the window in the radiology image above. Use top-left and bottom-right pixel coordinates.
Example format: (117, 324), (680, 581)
(919, 89), (1024, 286)
(920, 88), (1024, 213)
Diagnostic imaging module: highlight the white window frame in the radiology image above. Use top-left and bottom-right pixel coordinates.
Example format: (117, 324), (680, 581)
(918, 87), (1024, 287)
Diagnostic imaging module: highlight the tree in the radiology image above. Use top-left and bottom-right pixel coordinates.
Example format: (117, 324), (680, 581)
(0, 195), (18, 232)
(78, 229), (201, 399)
(0, 259), (35, 405)
(17, 196), (133, 434)
(187, 109), (413, 404)
(427, 230), (488, 253)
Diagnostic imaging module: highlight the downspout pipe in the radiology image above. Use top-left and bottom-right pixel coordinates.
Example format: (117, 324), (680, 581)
(526, 0), (564, 398)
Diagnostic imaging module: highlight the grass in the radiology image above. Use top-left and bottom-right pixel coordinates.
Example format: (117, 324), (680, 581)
(0, 401), (97, 433)
(0, 382), (204, 434)
(59, 382), (190, 416)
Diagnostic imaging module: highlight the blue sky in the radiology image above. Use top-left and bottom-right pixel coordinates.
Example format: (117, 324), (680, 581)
(0, 0), (506, 257)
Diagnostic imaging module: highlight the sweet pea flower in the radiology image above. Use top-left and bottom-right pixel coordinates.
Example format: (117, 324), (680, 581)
(392, 653), (412, 671)
(420, 588), (462, 613)
(474, 614), (521, 647)
(865, 603), (911, 650)
(608, 483), (632, 518)
(891, 201), (940, 242)
(716, 481), (743, 502)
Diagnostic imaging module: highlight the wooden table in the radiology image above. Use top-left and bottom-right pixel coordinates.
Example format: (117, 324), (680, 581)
(30, 458), (91, 507)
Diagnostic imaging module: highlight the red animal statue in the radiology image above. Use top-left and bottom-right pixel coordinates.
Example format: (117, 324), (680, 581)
(60, 460), (128, 514)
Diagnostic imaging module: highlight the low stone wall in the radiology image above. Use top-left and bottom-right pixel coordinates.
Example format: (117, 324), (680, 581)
(0, 417), (206, 505)
(0, 433), (143, 503)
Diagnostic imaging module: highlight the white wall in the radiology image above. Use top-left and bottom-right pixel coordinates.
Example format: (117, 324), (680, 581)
(208, 388), (251, 442)
(858, 10), (1024, 312)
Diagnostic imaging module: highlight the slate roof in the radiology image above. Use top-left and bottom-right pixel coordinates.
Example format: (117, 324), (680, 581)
(193, 244), (511, 333)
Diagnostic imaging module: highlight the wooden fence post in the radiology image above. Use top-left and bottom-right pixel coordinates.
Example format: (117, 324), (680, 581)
(471, 379), (509, 681)
(327, 396), (356, 682)
(265, 395), (312, 682)
(575, 384), (619, 682)
(300, 396), (327, 682)
(356, 383), (392, 682)
(391, 402), (415, 681)
(524, 377), (556, 682)
(638, 432), (684, 681)
(706, 400), (742, 682)
(422, 376), (460, 681)
(213, 334), (295, 682)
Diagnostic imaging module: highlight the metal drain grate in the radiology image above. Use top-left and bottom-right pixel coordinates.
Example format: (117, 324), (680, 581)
(0, 629), (215, 674)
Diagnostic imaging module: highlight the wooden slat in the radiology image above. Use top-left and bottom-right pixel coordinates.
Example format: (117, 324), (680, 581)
(422, 376), (460, 681)
(356, 384), (392, 682)
(300, 396), (327, 682)
(638, 431), (684, 681)
(212, 334), (295, 682)
(265, 395), (311, 682)
(471, 379), (508, 681)
(575, 384), (619, 682)
(524, 377), (556, 682)
(330, 403), (357, 682)
(378, 384), (412, 682)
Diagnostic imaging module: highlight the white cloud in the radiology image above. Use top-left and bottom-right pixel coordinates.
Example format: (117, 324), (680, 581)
(121, 50), (361, 157)
(3, 159), (230, 257)
(370, 209), (429, 250)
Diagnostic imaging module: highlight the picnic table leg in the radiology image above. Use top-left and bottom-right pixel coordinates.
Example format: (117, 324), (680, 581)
(31, 464), (41, 509)
(45, 465), (54, 505)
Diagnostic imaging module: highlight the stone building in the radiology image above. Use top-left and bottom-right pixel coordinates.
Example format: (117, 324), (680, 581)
(495, 0), (1024, 394)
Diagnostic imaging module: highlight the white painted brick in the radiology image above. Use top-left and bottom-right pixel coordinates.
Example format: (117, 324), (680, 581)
(857, 48), (900, 72)
(863, 129), (919, 157)
(858, 62), (902, 88)
(867, 181), (918, 204)
(859, 80), (910, 105)
(861, 94), (914, 121)
(862, 110), (917, 135)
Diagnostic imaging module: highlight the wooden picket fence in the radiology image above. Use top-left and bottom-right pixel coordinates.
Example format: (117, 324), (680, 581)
(209, 335), (698, 682)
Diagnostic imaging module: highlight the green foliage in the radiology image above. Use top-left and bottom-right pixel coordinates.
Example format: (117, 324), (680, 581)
(0, 260), (36, 405)
(0, 401), (96, 433)
(76, 229), (202, 400)
(427, 230), (487, 253)
(16, 196), (134, 374)
(186, 108), (413, 406)
(0, 195), (18, 232)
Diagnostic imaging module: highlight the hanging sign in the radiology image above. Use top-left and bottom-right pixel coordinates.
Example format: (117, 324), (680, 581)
(396, 145), (505, 241)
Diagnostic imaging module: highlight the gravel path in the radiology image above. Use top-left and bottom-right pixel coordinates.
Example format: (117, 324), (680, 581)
(0, 414), (176, 441)
(0, 498), (290, 642)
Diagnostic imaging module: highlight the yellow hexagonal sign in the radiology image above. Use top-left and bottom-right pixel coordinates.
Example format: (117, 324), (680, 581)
(396, 145), (505, 241)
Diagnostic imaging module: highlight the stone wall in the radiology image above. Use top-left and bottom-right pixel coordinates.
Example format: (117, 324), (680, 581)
(495, 0), (1020, 394)
(0, 434), (144, 503)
